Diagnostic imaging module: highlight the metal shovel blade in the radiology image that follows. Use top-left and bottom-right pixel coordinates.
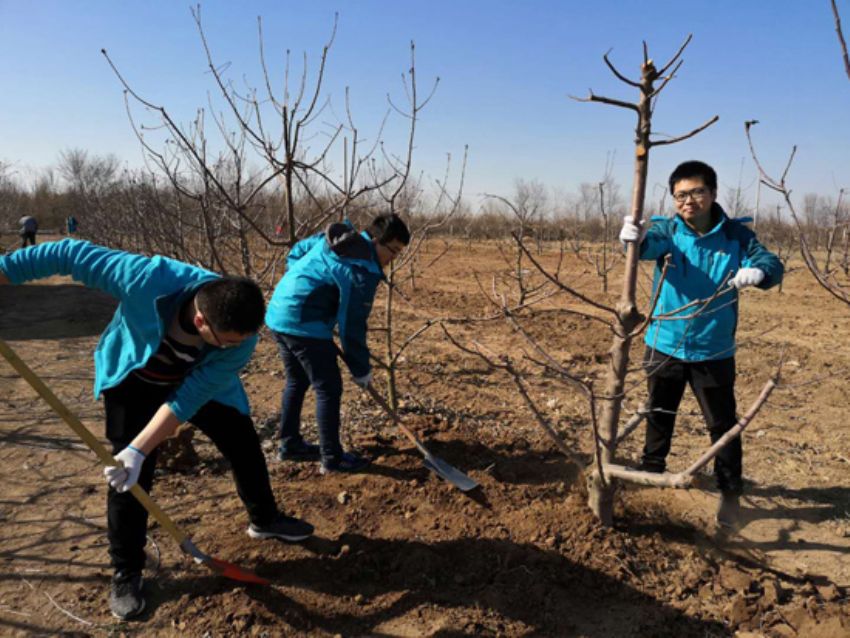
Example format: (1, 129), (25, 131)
(180, 538), (269, 585)
(333, 344), (479, 492)
(365, 384), (479, 492)
(422, 454), (479, 492)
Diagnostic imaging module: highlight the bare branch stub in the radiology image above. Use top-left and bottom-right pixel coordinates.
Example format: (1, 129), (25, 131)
(831, 0), (850, 81)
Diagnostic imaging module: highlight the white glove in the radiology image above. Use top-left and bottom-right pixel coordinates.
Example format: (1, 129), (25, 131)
(104, 445), (146, 493)
(353, 370), (373, 389)
(619, 216), (646, 245)
(730, 267), (765, 289)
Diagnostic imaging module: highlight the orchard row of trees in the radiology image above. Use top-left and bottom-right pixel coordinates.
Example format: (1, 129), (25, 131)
(3, 153), (848, 262)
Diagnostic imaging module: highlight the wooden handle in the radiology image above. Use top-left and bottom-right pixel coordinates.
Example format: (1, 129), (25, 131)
(332, 342), (433, 457)
(363, 383), (431, 457)
(0, 337), (188, 545)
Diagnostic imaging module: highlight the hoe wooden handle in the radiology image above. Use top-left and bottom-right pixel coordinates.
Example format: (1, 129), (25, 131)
(0, 337), (188, 545)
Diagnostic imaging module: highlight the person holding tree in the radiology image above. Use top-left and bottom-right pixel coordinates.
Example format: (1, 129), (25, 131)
(619, 160), (783, 529)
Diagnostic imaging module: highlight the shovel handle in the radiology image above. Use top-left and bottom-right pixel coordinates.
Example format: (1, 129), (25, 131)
(362, 382), (431, 457)
(332, 343), (430, 456)
(0, 337), (189, 546)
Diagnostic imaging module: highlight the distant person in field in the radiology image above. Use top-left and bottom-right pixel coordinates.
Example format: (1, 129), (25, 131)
(0, 239), (313, 620)
(266, 213), (409, 474)
(619, 160), (783, 529)
(19, 215), (38, 247)
(66, 215), (78, 235)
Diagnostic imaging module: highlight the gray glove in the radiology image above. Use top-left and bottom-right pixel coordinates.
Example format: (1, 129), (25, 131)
(353, 370), (373, 389)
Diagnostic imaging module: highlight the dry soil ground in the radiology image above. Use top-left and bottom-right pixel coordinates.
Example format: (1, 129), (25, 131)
(0, 235), (848, 637)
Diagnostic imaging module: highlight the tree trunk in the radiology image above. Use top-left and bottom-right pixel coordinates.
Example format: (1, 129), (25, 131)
(587, 60), (655, 526)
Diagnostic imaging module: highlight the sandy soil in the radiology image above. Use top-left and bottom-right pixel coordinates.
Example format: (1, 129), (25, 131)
(0, 236), (848, 637)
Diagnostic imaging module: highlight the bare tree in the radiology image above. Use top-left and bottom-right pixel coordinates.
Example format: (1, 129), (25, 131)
(485, 179), (551, 306)
(445, 38), (783, 529)
(100, 7), (435, 286)
(372, 149), (468, 410)
(572, 37), (720, 524)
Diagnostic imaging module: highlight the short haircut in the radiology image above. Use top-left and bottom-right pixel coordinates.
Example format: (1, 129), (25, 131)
(195, 277), (265, 334)
(668, 160), (718, 193)
(365, 213), (411, 246)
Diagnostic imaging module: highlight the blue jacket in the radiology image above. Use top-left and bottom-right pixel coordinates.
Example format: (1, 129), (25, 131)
(0, 239), (257, 421)
(640, 205), (783, 361)
(265, 222), (384, 377)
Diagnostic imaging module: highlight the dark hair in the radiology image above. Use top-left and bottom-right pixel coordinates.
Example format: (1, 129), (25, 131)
(195, 277), (265, 334)
(365, 213), (411, 246)
(668, 160), (718, 193)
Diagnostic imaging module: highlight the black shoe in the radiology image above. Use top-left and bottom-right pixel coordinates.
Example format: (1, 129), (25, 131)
(278, 439), (321, 462)
(716, 493), (741, 529)
(320, 451), (371, 475)
(247, 513), (314, 542)
(109, 570), (145, 620)
(635, 461), (665, 474)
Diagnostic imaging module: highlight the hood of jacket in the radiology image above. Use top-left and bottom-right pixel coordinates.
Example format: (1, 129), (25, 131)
(326, 222), (374, 262)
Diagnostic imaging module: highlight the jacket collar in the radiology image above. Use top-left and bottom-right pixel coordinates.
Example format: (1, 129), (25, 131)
(675, 202), (729, 238)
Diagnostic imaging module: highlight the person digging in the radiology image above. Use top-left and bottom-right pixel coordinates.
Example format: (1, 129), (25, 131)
(0, 239), (314, 620)
(265, 213), (409, 473)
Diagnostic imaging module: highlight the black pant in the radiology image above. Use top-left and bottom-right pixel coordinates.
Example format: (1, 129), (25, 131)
(104, 374), (278, 573)
(642, 349), (742, 495)
(21, 231), (36, 247)
(272, 332), (344, 460)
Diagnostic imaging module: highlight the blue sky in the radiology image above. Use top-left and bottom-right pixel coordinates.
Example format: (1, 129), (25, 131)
(1, 1), (848, 213)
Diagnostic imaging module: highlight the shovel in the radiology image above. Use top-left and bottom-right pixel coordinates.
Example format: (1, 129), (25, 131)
(0, 336), (268, 586)
(363, 383), (479, 492)
(334, 345), (478, 492)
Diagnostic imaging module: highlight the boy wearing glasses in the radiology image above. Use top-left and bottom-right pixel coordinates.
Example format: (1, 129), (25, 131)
(266, 213), (409, 473)
(619, 160), (783, 529)
(0, 239), (313, 619)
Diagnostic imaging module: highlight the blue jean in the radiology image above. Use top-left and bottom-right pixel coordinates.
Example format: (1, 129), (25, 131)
(272, 332), (343, 460)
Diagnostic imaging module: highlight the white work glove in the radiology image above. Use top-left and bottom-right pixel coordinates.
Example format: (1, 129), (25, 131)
(619, 216), (646, 245)
(104, 445), (146, 493)
(353, 370), (373, 389)
(730, 267), (765, 289)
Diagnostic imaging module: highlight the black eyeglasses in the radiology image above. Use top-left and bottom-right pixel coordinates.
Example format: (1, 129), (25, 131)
(195, 300), (236, 348)
(673, 187), (710, 203)
(206, 319), (225, 347)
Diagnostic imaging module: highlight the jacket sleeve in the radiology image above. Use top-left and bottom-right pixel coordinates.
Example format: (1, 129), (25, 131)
(739, 227), (784, 290)
(167, 335), (258, 422)
(638, 218), (674, 261)
(331, 263), (377, 378)
(0, 239), (151, 300)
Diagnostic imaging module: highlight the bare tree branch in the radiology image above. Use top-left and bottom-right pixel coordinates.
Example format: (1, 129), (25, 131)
(650, 115), (719, 147)
(831, 0), (850, 81)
